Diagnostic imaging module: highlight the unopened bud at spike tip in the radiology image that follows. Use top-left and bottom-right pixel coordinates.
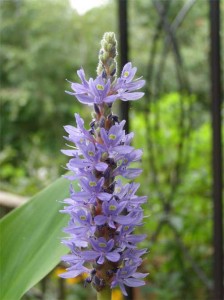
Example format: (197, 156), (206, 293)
(97, 32), (118, 81)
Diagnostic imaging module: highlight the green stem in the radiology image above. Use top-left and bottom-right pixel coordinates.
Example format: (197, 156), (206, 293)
(97, 287), (112, 300)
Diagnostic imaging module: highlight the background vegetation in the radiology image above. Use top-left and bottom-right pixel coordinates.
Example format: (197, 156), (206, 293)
(0, 0), (223, 299)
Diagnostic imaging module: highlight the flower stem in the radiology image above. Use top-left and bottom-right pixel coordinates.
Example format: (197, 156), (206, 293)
(97, 287), (112, 300)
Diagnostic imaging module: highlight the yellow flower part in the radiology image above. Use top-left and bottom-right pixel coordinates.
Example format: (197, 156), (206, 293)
(112, 288), (123, 300)
(66, 276), (82, 285)
(81, 272), (89, 280)
(54, 267), (66, 277)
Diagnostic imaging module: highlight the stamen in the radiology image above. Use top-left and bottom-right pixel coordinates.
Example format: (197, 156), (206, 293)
(109, 205), (117, 211)
(88, 151), (94, 156)
(123, 71), (129, 77)
(96, 84), (104, 91)
(109, 134), (116, 140)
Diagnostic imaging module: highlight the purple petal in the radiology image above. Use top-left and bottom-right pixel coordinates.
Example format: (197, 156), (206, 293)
(75, 94), (94, 104)
(82, 250), (99, 260)
(132, 272), (149, 279)
(70, 158), (88, 168)
(61, 254), (82, 262)
(108, 220), (116, 228)
(97, 254), (105, 264)
(119, 282), (128, 296)
(123, 278), (145, 287)
(77, 68), (89, 88)
(64, 125), (78, 135)
(126, 79), (145, 91)
(114, 215), (135, 225)
(95, 162), (108, 171)
(113, 145), (134, 154)
(94, 215), (107, 225)
(98, 192), (112, 201)
(59, 269), (83, 278)
(126, 234), (147, 244)
(106, 251), (120, 262)
(104, 94), (119, 103)
(61, 149), (77, 156)
(71, 82), (87, 93)
(65, 90), (76, 96)
(120, 92), (145, 101)
(123, 168), (142, 179)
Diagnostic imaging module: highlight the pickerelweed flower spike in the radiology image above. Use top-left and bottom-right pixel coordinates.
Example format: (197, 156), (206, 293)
(60, 32), (148, 299)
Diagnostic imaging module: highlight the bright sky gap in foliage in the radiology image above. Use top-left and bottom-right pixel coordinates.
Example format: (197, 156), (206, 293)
(69, 0), (109, 15)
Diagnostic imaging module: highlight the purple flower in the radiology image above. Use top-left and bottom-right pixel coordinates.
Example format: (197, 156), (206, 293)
(63, 114), (94, 147)
(111, 265), (148, 296)
(113, 149), (143, 179)
(65, 209), (96, 237)
(67, 142), (108, 173)
(99, 121), (134, 156)
(82, 238), (120, 264)
(121, 248), (148, 266)
(115, 225), (147, 249)
(66, 62), (145, 106)
(70, 176), (106, 205)
(67, 72), (118, 105)
(113, 62), (145, 101)
(94, 199), (127, 229)
(60, 33), (148, 296)
(60, 262), (90, 279)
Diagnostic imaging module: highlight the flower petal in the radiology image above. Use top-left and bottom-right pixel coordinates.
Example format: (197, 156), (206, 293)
(94, 215), (107, 225)
(106, 251), (120, 262)
(95, 162), (108, 171)
(123, 278), (146, 287)
(120, 92), (145, 101)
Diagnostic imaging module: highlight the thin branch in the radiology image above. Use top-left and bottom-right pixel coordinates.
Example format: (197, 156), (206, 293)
(172, 0), (197, 31)
(143, 1), (171, 207)
(153, 0), (186, 89)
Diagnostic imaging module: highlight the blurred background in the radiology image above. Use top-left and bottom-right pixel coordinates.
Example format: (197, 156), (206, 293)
(0, 0), (223, 299)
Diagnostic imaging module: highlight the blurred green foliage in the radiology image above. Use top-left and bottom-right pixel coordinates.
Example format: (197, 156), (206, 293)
(1, 0), (223, 299)
(0, 0), (117, 194)
(131, 92), (213, 299)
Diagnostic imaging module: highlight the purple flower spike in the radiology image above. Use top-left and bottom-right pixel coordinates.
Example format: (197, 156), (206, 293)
(60, 32), (148, 296)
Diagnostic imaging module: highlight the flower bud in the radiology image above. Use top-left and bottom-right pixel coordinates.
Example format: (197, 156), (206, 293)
(97, 32), (118, 80)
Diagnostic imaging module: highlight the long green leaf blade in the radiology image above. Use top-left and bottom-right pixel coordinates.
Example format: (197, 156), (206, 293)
(0, 176), (70, 300)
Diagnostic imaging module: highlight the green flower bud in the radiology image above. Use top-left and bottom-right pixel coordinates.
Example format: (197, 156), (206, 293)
(97, 32), (118, 80)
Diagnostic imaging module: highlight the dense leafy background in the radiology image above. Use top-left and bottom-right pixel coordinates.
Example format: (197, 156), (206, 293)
(0, 0), (223, 299)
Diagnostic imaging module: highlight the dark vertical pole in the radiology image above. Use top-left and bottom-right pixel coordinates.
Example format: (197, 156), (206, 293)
(118, 1), (132, 299)
(118, 0), (129, 133)
(58, 276), (65, 300)
(209, 1), (223, 299)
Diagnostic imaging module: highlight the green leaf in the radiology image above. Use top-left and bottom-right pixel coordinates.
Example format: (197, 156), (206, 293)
(0, 176), (71, 300)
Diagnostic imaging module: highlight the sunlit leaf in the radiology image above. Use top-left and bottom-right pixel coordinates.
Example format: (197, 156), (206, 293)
(0, 176), (71, 300)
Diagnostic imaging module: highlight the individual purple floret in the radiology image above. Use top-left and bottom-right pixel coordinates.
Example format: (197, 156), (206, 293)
(111, 265), (148, 296)
(85, 237), (121, 264)
(66, 62), (145, 105)
(67, 73), (119, 105)
(60, 32), (148, 297)
(114, 62), (145, 101)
